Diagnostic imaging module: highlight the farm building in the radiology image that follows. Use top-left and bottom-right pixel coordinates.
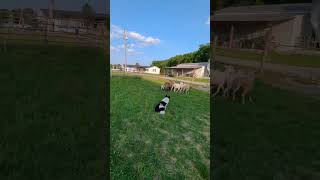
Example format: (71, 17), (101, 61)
(38, 9), (107, 34)
(212, 3), (319, 51)
(0, 8), (107, 34)
(0, 8), (38, 28)
(165, 62), (210, 78)
(123, 65), (138, 72)
(145, 66), (160, 74)
(137, 65), (150, 73)
(111, 64), (122, 72)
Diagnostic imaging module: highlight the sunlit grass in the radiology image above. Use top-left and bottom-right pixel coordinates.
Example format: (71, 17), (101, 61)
(111, 76), (210, 179)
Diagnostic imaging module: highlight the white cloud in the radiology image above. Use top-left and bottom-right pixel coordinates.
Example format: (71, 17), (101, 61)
(110, 45), (119, 52)
(206, 16), (210, 25)
(111, 24), (161, 46)
(116, 43), (136, 49)
(127, 48), (135, 52)
(111, 25), (123, 39)
(111, 24), (155, 59)
(127, 31), (145, 41)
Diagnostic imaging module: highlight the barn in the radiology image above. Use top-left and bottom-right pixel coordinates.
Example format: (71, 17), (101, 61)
(212, 3), (319, 51)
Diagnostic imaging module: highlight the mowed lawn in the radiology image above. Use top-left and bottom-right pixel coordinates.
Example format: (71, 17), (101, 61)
(0, 44), (107, 179)
(213, 80), (320, 179)
(111, 76), (210, 179)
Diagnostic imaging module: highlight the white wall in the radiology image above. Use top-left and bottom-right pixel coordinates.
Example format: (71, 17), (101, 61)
(125, 67), (138, 72)
(272, 16), (304, 51)
(145, 66), (160, 74)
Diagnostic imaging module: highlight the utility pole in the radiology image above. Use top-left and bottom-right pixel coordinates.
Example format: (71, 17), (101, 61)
(260, 25), (273, 74)
(45, 0), (54, 45)
(19, 8), (24, 27)
(49, 0), (54, 32)
(123, 28), (128, 74)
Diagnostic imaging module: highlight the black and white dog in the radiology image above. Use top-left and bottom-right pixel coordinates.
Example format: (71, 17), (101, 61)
(155, 95), (170, 114)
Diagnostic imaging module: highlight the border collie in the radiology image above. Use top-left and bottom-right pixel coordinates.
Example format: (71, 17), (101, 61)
(155, 95), (170, 114)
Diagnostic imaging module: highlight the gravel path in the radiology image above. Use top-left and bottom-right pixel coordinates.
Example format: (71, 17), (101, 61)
(129, 73), (210, 92)
(216, 56), (320, 96)
(216, 56), (320, 80)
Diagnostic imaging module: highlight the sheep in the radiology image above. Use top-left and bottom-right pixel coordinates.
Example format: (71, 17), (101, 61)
(180, 83), (191, 94)
(161, 81), (174, 91)
(231, 71), (256, 104)
(171, 83), (182, 92)
(223, 69), (246, 97)
(211, 66), (235, 97)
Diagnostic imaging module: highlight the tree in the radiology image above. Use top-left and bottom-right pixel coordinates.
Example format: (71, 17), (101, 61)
(151, 43), (210, 72)
(135, 62), (140, 70)
(0, 9), (10, 24)
(23, 8), (35, 26)
(82, 1), (96, 32)
(194, 44), (210, 63)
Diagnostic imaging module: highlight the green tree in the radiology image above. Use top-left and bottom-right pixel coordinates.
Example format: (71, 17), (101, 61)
(151, 43), (210, 72)
(194, 44), (210, 63)
(22, 8), (35, 26)
(0, 9), (10, 24)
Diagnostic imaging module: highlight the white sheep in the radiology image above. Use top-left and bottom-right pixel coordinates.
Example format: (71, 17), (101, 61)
(211, 66), (235, 97)
(180, 83), (190, 94)
(231, 71), (256, 104)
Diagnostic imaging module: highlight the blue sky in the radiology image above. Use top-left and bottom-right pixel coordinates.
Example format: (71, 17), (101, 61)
(111, 0), (210, 66)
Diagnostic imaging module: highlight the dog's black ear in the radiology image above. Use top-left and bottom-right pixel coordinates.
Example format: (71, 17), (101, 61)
(165, 94), (168, 97)
(168, 96), (170, 99)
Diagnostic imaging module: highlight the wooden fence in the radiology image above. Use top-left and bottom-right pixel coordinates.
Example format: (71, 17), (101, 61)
(0, 27), (108, 49)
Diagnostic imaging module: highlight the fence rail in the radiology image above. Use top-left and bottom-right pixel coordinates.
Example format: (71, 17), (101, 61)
(215, 35), (320, 52)
(0, 27), (107, 49)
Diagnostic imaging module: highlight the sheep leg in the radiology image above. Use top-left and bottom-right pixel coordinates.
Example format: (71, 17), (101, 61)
(213, 85), (222, 97)
(223, 86), (229, 97)
(232, 85), (241, 102)
(249, 96), (254, 103)
(241, 94), (245, 104)
(241, 88), (249, 105)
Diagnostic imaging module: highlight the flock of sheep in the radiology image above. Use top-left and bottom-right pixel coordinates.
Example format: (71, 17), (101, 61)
(158, 65), (256, 102)
(161, 81), (191, 94)
(212, 65), (257, 104)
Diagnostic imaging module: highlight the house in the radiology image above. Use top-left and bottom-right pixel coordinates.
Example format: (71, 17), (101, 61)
(0, 8), (107, 34)
(145, 66), (160, 74)
(37, 9), (107, 34)
(165, 62), (210, 78)
(0, 8), (38, 28)
(122, 65), (138, 72)
(111, 64), (122, 72)
(137, 66), (149, 73)
(212, 3), (319, 51)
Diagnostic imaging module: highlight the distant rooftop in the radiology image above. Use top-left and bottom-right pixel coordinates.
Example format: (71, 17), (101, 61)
(40, 9), (107, 20)
(213, 3), (312, 22)
(166, 62), (209, 69)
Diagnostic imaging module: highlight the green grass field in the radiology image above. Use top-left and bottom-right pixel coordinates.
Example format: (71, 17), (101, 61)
(216, 48), (320, 68)
(213, 80), (320, 179)
(0, 44), (107, 179)
(111, 76), (210, 179)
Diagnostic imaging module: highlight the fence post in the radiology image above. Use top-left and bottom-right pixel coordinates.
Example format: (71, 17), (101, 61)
(229, 25), (234, 48)
(260, 25), (273, 74)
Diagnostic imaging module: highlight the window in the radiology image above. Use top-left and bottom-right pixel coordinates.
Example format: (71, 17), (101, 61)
(153, 69), (156, 72)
